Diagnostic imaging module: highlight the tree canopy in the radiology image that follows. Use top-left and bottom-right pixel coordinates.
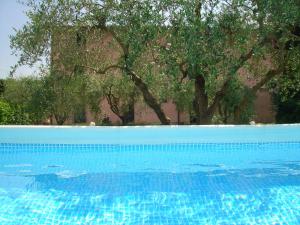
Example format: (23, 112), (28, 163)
(10, 0), (300, 124)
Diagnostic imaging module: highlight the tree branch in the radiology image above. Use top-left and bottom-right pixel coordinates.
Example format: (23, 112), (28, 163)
(207, 37), (270, 114)
(233, 66), (283, 123)
(195, 0), (202, 18)
(251, 67), (283, 92)
(106, 85), (122, 119)
(207, 79), (231, 115)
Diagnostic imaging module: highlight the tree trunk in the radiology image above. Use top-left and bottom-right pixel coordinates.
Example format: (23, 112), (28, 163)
(198, 114), (213, 124)
(127, 69), (171, 125)
(106, 92), (134, 125)
(98, 27), (170, 125)
(54, 114), (67, 125)
(177, 109), (181, 125)
(119, 101), (134, 125)
(193, 76), (213, 124)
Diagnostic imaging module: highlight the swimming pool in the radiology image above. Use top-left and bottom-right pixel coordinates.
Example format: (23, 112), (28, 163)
(0, 125), (300, 224)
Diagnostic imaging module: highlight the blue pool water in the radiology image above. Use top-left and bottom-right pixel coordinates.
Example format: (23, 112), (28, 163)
(0, 125), (300, 224)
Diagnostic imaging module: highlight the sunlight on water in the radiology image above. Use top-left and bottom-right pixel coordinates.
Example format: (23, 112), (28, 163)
(0, 182), (300, 224)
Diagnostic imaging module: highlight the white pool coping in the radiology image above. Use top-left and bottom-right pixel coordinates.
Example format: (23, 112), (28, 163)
(1, 124), (300, 128)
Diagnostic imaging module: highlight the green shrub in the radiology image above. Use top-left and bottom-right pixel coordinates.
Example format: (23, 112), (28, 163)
(10, 105), (31, 125)
(0, 100), (31, 125)
(0, 100), (13, 124)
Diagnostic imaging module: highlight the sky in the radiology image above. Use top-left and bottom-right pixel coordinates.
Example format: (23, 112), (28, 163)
(0, 0), (37, 78)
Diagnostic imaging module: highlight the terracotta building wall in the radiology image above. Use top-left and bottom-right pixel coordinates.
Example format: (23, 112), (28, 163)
(135, 101), (190, 125)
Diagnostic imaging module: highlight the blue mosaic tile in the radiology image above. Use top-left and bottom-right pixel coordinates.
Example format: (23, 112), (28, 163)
(0, 141), (300, 154)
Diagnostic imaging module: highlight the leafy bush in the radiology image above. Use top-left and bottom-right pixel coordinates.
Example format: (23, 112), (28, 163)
(0, 100), (31, 125)
(3, 77), (48, 124)
(0, 100), (13, 124)
(10, 105), (31, 125)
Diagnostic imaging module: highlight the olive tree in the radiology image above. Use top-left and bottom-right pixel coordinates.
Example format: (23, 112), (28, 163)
(11, 0), (173, 124)
(11, 0), (300, 124)
(152, 0), (300, 124)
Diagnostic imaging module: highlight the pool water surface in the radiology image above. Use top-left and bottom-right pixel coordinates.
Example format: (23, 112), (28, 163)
(0, 126), (300, 224)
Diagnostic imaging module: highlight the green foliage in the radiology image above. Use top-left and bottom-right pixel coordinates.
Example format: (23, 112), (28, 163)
(0, 99), (31, 125)
(9, 105), (32, 125)
(9, 0), (300, 124)
(85, 75), (105, 117)
(234, 89), (255, 124)
(0, 80), (5, 95)
(2, 73), (87, 125)
(217, 79), (255, 124)
(85, 73), (136, 124)
(0, 100), (13, 124)
(269, 46), (300, 101)
(3, 76), (47, 123)
(269, 45), (300, 123)
(171, 80), (194, 112)
(40, 72), (87, 124)
(103, 74), (136, 114)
